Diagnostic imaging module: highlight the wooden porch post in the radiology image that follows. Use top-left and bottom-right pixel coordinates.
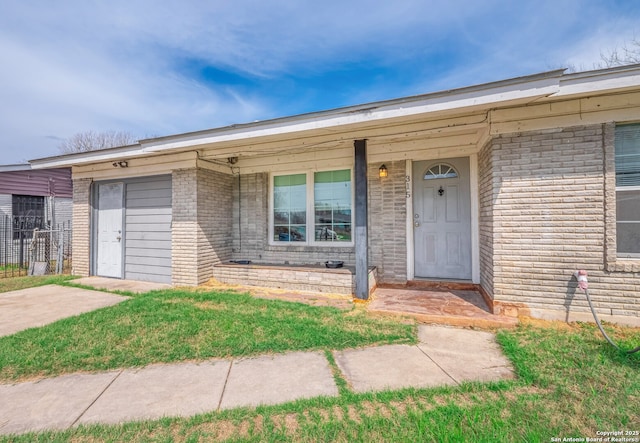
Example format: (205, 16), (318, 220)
(354, 139), (369, 300)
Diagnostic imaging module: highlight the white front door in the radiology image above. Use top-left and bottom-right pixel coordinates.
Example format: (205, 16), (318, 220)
(413, 158), (471, 280)
(96, 182), (123, 278)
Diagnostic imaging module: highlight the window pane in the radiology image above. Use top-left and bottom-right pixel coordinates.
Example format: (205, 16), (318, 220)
(424, 164), (458, 180)
(314, 170), (352, 242)
(273, 174), (307, 242)
(616, 124), (640, 254)
(617, 222), (640, 254)
(274, 226), (306, 242)
(617, 190), (640, 221)
(616, 124), (640, 187)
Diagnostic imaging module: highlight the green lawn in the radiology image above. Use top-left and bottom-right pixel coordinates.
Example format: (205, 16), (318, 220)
(2, 320), (638, 442)
(0, 274), (76, 293)
(0, 287), (415, 381)
(1, 276), (638, 442)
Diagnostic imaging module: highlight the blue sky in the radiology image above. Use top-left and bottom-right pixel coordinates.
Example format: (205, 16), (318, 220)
(1, 0), (639, 163)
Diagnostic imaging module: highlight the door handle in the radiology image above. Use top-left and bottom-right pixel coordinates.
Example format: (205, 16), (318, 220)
(116, 235), (122, 242)
(414, 221), (420, 228)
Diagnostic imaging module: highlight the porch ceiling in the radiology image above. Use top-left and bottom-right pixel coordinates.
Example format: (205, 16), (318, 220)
(194, 111), (489, 163)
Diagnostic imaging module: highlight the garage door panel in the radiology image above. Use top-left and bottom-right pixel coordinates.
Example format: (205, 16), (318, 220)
(126, 256), (171, 268)
(126, 239), (171, 249)
(123, 175), (172, 284)
(126, 271), (171, 284)
(127, 179), (172, 191)
(126, 206), (172, 217)
(126, 247), (172, 258)
(125, 197), (172, 208)
(126, 188), (172, 199)
(126, 231), (171, 241)
(126, 214), (172, 224)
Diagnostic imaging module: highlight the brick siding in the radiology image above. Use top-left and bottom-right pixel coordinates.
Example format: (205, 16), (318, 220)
(211, 263), (374, 294)
(172, 167), (234, 285)
(479, 140), (495, 299)
(71, 178), (92, 276)
(484, 124), (639, 321)
(171, 169), (198, 285)
(367, 160), (408, 284)
(225, 165), (408, 285)
(196, 168), (233, 282)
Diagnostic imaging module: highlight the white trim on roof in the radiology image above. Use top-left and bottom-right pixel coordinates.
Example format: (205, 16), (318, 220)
(0, 164), (32, 172)
(29, 64), (640, 169)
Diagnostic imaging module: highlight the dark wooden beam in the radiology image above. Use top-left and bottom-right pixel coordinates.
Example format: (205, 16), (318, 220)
(354, 139), (368, 300)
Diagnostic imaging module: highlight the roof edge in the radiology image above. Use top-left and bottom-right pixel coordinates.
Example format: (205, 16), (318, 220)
(139, 69), (567, 145)
(29, 64), (640, 169)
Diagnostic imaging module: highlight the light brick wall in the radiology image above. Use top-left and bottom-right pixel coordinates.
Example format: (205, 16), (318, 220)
(71, 178), (92, 276)
(368, 160), (408, 283)
(226, 163), (407, 284)
(196, 168), (233, 283)
(485, 123), (639, 320)
(231, 172), (268, 258)
(212, 263), (358, 294)
(478, 140), (495, 299)
(171, 169), (198, 285)
(171, 167), (235, 285)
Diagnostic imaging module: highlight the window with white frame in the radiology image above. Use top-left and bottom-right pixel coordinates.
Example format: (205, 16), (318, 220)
(272, 169), (352, 244)
(615, 123), (640, 256)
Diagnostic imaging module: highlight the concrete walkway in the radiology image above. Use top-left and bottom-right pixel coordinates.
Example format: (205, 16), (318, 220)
(0, 285), (129, 337)
(0, 325), (514, 436)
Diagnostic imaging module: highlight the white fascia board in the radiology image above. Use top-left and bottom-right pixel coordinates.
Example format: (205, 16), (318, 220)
(30, 71), (567, 169)
(554, 65), (640, 98)
(141, 77), (561, 153)
(30, 144), (145, 169)
(0, 164), (32, 172)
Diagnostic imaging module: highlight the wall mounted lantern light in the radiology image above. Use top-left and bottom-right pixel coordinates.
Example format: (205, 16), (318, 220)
(379, 164), (388, 178)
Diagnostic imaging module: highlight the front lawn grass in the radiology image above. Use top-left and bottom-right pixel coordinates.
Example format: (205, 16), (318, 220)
(3, 320), (638, 442)
(0, 288), (415, 381)
(0, 274), (76, 293)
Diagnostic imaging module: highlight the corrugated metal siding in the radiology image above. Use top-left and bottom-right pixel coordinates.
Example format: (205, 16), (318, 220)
(0, 194), (11, 217)
(0, 168), (72, 197)
(124, 175), (172, 284)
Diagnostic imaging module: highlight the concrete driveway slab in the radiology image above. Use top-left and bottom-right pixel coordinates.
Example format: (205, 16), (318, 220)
(77, 361), (230, 425)
(417, 325), (514, 383)
(0, 371), (119, 435)
(219, 351), (338, 410)
(72, 276), (171, 293)
(0, 285), (129, 337)
(334, 344), (456, 393)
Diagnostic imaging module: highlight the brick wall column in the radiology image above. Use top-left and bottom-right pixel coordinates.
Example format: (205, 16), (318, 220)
(171, 169), (198, 285)
(71, 178), (92, 276)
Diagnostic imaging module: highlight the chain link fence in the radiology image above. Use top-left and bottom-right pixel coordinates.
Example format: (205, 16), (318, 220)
(0, 215), (72, 278)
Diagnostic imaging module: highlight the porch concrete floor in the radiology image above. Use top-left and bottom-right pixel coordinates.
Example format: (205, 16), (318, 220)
(368, 286), (518, 329)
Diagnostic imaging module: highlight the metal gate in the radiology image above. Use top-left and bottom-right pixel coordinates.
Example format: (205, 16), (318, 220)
(0, 215), (72, 278)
